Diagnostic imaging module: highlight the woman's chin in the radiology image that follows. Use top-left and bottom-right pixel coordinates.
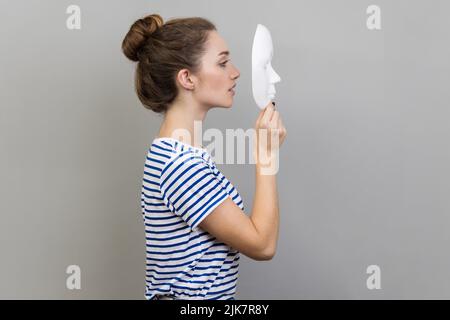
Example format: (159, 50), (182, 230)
(220, 100), (233, 108)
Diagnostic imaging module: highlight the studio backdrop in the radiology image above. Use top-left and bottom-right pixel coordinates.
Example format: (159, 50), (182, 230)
(1, 0), (449, 299)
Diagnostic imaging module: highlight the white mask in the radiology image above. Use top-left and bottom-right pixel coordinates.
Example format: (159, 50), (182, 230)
(251, 24), (281, 109)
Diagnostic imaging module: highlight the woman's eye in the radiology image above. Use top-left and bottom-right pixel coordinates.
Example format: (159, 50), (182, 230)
(220, 60), (229, 67)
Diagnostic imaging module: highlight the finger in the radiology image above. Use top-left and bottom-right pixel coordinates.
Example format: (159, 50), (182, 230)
(281, 122), (286, 135)
(261, 102), (275, 125)
(265, 101), (275, 112)
(269, 110), (280, 128)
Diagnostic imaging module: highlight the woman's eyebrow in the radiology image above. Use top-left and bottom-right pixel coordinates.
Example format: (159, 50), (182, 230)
(218, 50), (230, 57)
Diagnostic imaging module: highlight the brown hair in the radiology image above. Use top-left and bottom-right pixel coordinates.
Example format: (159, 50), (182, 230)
(121, 14), (216, 114)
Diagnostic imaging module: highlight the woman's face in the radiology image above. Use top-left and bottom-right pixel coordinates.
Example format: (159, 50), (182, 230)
(193, 31), (240, 109)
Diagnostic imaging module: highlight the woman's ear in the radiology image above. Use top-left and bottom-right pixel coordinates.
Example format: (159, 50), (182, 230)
(176, 68), (195, 91)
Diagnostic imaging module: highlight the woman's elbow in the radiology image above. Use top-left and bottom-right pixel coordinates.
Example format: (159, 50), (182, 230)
(261, 248), (276, 261)
(254, 245), (276, 261)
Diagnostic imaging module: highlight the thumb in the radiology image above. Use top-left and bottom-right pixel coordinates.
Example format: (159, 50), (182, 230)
(255, 108), (265, 127)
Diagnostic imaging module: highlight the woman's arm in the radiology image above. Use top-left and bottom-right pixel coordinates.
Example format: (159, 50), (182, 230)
(250, 161), (279, 258)
(199, 103), (286, 261)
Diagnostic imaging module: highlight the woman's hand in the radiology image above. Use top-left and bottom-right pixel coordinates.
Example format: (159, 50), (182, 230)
(253, 102), (287, 165)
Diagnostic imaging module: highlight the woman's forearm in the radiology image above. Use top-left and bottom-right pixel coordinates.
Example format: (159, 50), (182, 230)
(250, 162), (280, 258)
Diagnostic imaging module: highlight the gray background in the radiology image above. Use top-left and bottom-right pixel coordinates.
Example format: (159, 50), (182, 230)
(1, 0), (449, 299)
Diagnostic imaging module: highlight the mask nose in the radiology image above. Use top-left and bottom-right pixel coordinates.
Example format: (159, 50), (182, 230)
(268, 63), (281, 84)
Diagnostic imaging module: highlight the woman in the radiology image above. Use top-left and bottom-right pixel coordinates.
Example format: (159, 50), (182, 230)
(122, 13), (286, 300)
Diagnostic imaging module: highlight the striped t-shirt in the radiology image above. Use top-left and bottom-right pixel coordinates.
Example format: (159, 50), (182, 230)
(140, 137), (245, 300)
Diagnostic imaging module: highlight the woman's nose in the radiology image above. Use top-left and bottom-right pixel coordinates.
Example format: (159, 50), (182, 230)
(232, 65), (240, 79)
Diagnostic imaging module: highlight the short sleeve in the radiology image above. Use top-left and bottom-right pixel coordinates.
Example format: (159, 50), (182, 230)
(159, 151), (230, 232)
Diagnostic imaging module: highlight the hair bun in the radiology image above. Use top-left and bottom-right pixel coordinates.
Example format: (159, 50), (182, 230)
(122, 14), (164, 62)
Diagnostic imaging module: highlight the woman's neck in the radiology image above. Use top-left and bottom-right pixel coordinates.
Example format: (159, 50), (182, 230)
(157, 102), (207, 149)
